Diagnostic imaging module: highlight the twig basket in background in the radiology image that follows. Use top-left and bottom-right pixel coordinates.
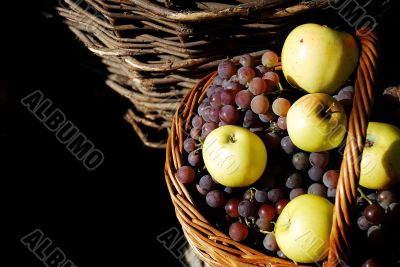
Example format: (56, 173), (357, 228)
(56, 0), (387, 148)
(164, 28), (379, 266)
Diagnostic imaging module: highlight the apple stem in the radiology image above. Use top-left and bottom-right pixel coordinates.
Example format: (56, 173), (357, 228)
(357, 187), (373, 205)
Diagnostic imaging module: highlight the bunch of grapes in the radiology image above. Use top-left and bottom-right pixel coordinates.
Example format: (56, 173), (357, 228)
(351, 188), (400, 266)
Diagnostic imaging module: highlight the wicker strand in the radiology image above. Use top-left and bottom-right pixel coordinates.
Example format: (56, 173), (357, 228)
(327, 29), (379, 266)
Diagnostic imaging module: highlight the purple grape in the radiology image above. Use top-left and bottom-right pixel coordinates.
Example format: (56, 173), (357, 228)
(239, 54), (254, 67)
(210, 92), (222, 108)
(213, 75), (223, 86)
(280, 136), (298, 155)
(206, 190), (225, 208)
(309, 151), (330, 168)
(285, 172), (303, 189)
(327, 188), (336, 198)
(292, 152), (310, 170)
(254, 64), (267, 77)
(243, 109), (257, 128)
(277, 116), (287, 130)
(218, 60), (236, 79)
(289, 188), (306, 200)
(224, 80), (243, 91)
(220, 90), (236, 105)
(238, 200), (254, 217)
(190, 127), (201, 139)
(208, 107), (220, 123)
(357, 215), (373, 230)
(267, 188), (284, 203)
(199, 175), (216, 191)
(192, 115), (204, 129)
(183, 138), (196, 153)
(277, 250), (288, 259)
(377, 190), (397, 209)
(201, 122), (218, 139)
(262, 132), (281, 150)
(308, 166), (325, 181)
(188, 151), (203, 167)
(255, 189), (268, 203)
(263, 234), (279, 252)
(307, 183), (327, 197)
(259, 112), (277, 123)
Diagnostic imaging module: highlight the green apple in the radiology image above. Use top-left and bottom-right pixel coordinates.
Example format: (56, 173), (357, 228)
(275, 194), (333, 263)
(359, 122), (400, 190)
(202, 125), (267, 187)
(287, 93), (347, 152)
(281, 23), (359, 94)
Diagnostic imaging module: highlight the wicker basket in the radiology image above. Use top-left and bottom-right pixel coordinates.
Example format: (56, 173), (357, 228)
(56, 0), (388, 148)
(164, 27), (379, 267)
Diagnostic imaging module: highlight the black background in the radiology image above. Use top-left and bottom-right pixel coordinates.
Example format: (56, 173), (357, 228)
(3, 1), (179, 267)
(2, 1), (400, 267)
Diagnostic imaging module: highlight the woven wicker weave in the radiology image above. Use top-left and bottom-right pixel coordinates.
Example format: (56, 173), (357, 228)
(164, 28), (379, 266)
(56, 0), (387, 148)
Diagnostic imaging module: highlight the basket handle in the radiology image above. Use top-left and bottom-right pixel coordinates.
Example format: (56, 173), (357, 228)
(327, 29), (379, 266)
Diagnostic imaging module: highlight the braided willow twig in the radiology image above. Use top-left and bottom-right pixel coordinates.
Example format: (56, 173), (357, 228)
(327, 29), (379, 266)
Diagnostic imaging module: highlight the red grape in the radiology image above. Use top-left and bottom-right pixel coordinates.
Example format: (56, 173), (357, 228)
(220, 90), (236, 105)
(237, 66), (255, 85)
(364, 204), (385, 224)
(275, 199), (289, 215)
(272, 98), (291, 116)
(261, 50), (279, 68)
(176, 166), (195, 184)
(250, 95), (269, 114)
(225, 198), (241, 218)
(262, 71), (280, 88)
(248, 77), (267, 95)
(235, 90), (253, 110)
(323, 170), (339, 189)
(219, 105), (239, 124)
(229, 222), (248, 241)
(258, 204), (276, 221)
(239, 54), (254, 67)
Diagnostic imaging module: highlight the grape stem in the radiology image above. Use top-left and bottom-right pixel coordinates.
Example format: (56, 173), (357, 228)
(357, 187), (373, 205)
(259, 229), (274, 234)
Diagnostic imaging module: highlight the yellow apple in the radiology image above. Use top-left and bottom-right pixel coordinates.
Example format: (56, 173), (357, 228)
(275, 194), (333, 263)
(281, 23), (359, 94)
(359, 122), (400, 190)
(202, 125), (267, 187)
(287, 93), (347, 152)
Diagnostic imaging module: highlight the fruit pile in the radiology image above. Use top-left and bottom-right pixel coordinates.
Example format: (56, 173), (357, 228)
(174, 24), (400, 266)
